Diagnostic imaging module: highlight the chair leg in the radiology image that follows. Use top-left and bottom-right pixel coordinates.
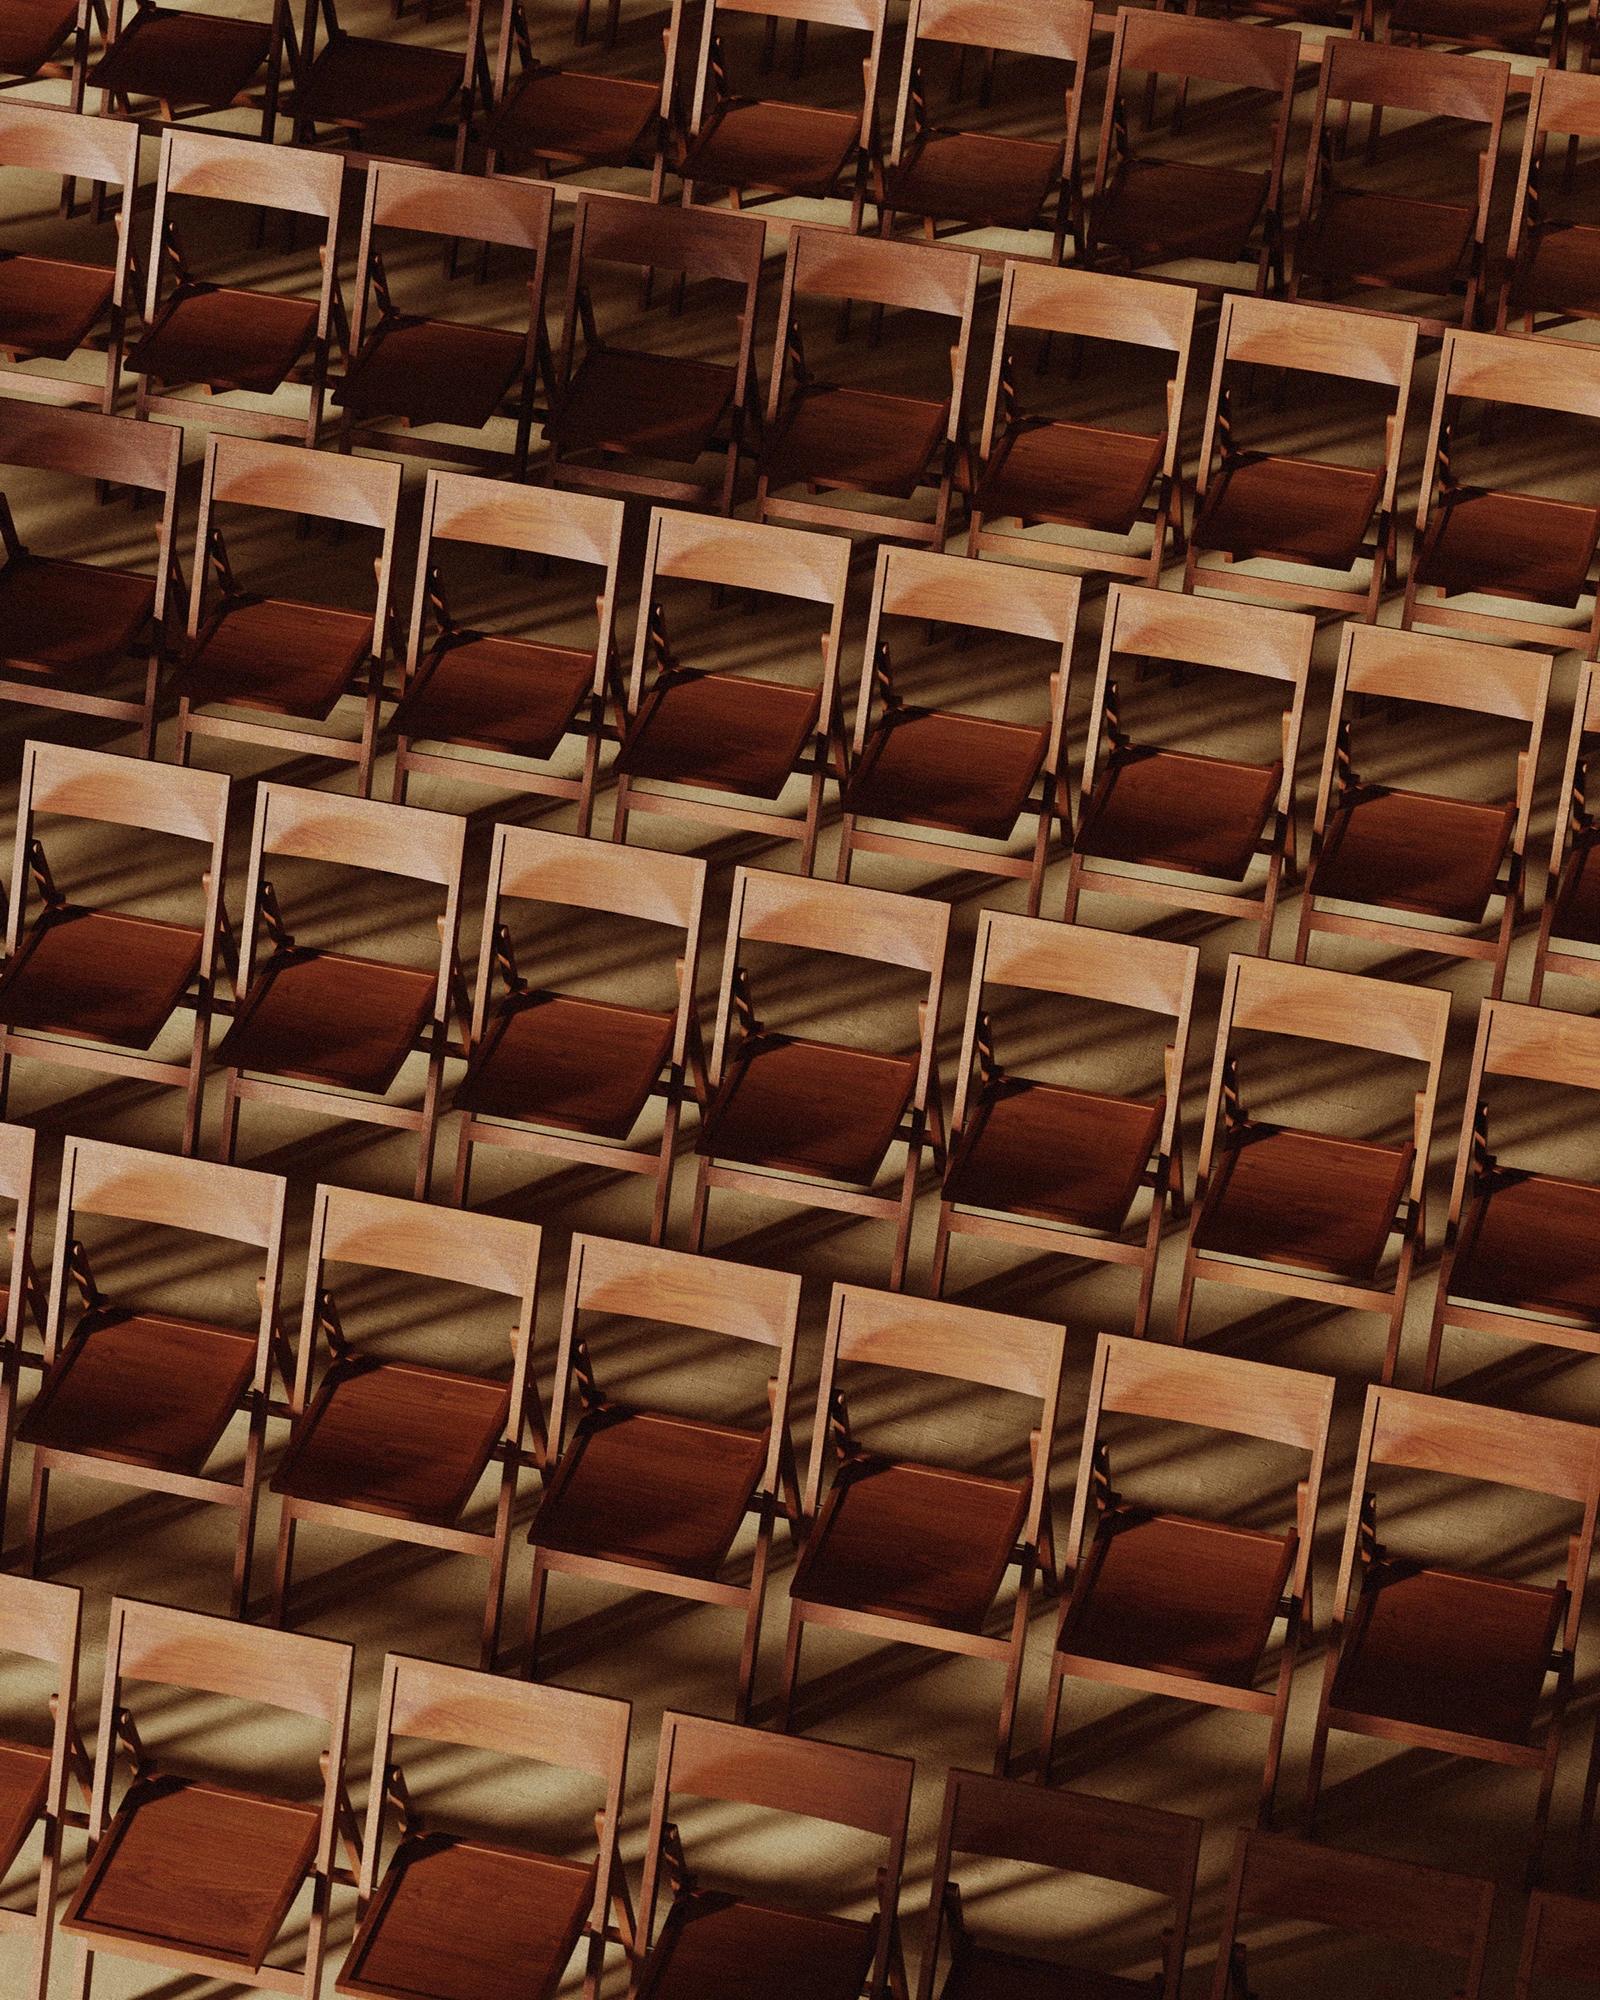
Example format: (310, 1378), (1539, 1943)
(525, 1555), (551, 1680)
(995, 1577), (1033, 1777)
(29, 1813), (61, 2000)
(890, 1147), (921, 1291)
(1531, 1733), (1563, 1881)
(928, 1205), (953, 1299)
(649, 1114), (677, 1248)
(22, 1463), (48, 1579)
(835, 815), (856, 884)
(231, 1431), (264, 1619)
(686, 1160), (712, 1254)
(1061, 853), (1085, 926)
(451, 1121), (475, 1207)
(736, 1520), (774, 1724)
(65, 1940), (93, 2000)
(1381, 1236), (1417, 1387)
(1037, 1658), (1066, 1787)
(1302, 1660), (1338, 1833)
(777, 1607), (805, 1729)
(217, 1070), (242, 1166)
(270, 1511), (297, 1629)
(482, 1508), (514, 1672)
(1171, 1246), (1200, 1344)
(181, 1023), (208, 1158)
(1291, 887), (1316, 967)
(1259, 1650), (1297, 1828)
(1132, 1230), (1161, 1340)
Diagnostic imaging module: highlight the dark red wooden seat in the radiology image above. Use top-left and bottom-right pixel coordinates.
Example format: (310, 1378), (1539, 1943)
(1298, 190), (1474, 298)
(395, 638), (591, 762)
(179, 597), (373, 718)
(455, 993), (675, 1140)
(336, 322), (526, 432)
(1500, 70), (1600, 330)
(0, 0), (81, 77)
(131, 286), (320, 397)
(885, 132), (1058, 235)
(0, 257), (112, 362)
(700, 1036), (918, 1186)
(1313, 790), (1513, 921)
(0, 908), (200, 1050)
(552, 348), (736, 464)
(945, 1085), (1162, 1232)
(1416, 488), (1600, 606)
(843, 711), (1046, 844)
(1093, 160), (1269, 269)
(619, 673), (823, 800)
(1194, 1128), (1414, 1282)
(641, 1893), (877, 2000)
(220, 952), (437, 1098)
(293, 27), (465, 141)
(974, 422), (1165, 538)
(0, 1741), (48, 1877)
(1452, 1173), (1600, 1320)
(88, 5), (273, 109)
(1076, 748), (1282, 883)
(685, 100), (858, 199)
(1388, 0), (1556, 54)
(1192, 456), (1383, 571)
(0, 558), (155, 682)
(490, 66), (660, 169)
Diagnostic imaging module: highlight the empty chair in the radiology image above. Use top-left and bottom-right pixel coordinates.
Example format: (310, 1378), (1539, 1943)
(88, 0), (284, 135)
(337, 1656), (633, 2000)
(1515, 1889), (1600, 1996)
(1403, 329), (1600, 658)
(0, 741), (229, 1154)
(782, 1284), (1064, 1773)
(837, 548), (1080, 916)
(1306, 1385), (1600, 1863)
(335, 162), (554, 477)
(291, 0), (487, 160)
(0, 103), (138, 415)
(1291, 40), (1507, 325)
(130, 128), (346, 447)
(174, 434), (403, 792)
(1532, 660), (1600, 1001)
(1176, 955), (1449, 1379)
(1208, 1831), (1495, 1999)
(1184, 296), (1416, 619)
(0, 0), (92, 105)
(1085, 11), (1300, 296)
(20, 1139), (286, 1617)
(270, 1185), (542, 1669)
(756, 227), (980, 548)
(0, 401), (181, 756)
(62, 1598), (354, 1997)
(545, 192), (765, 513)
(1296, 625), (1550, 997)
(691, 868), (949, 1288)
(1064, 587), (1315, 956)
(612, 510), (850, 872)
(917, 1770), (1200, 2000)
(934, 911), (1197, 1332)
(0, 1574), (80, 2000)
(877, 0), (1093, 262)
(527, 1235), (801, 1719)
(216, 784), (467, 1199)
(452, 828), (705, 1243)
(1423, 1000), (1600, 1389)
(1043, 1334), (1334, 1820)
(965, 262), (1195, 587)
(632, 1711), (912, 2000)
(0, 1124), (41, 1549)
(1500, 69), (1600, 332)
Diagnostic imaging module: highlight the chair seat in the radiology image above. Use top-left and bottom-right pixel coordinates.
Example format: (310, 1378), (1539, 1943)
(0, 554), (154, 680)
(882, 129), (1060, 232)
(619, 670), (820, 801)
(1091, 160), (1269, 269)
(1076, 746), (1281, 883)
(1311, 786), (1513, 924)
(64, 1775), (320, 1972)
(944, 1082), (1162, 1232)
(1332, 1561), (1564, 1747)
(763, 385), (949, 501)
(1193, 452), (1383, 570)
(272, 1359), (510, 1527)
(941, 1943), (1153, 2000)
(975, 421), (1164, 536)
(129, 284), (320, 395)
(338, 1833), (596, 2000)
(1195, 1124), (1412, 1281)
(1552, 831), (1600, 947)
(454, 991), (674, 1139)
(1057, 1509), (1294, 1688)
(1297, 189), (1475, 297)
(1449, 1171), (1600, 1323)
(88, 8), (271, 106)
(533, 1408), (767, 1578)
(179, 596), (373, 720)
(219, 951), (436, 1096)
(334, 319), (526, 430)
(297, 34), (463, 132)
(1390, 0), (1550, 42)
(395, 633), (593, 762)
(844, 707), (1047, 843)
(681, 99), (859, 199)
(0, 1740), (49, 1876)
(793, 1457), (1028, 1632)
(1414, 486), (1600, 607)
(489, 66), (660, 165)
(19, 1309), (254, 1474)
(550, 347), (736, 464)
(699, 1034), (916, 1185)
(1512, 221), (1600, 319)
(0, 907), (200, 1050)
(0, 253), (114, 360)
(0, 0), (79, 75)
(639, 1889), (877, 2000)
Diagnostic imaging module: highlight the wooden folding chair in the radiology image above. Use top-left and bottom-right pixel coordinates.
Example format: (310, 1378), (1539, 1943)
(130, 128), (346, 447)
(1533, 660), (1600, 1001)
(0, 104), (138, 415)
(934, 911), (1196, 1332)
(452, 828), (705, 1243)
(676, 0), (888, 227)
(0, 1124), (43, 1554)
(1306, 1385), (1600, 1866)
(782, 1283), (1063, 1774)
(290, 0), (490, 161)
(0, 1574), (79, 2000)
(1207, 1830), (1495, 2000)
(0, 401), (180, 756)
(270, 1184), (542, 1669)
(545, 191), (765, 513)
(1403, 329), (1600, 658)
(174, 433), (402, 792)
(691, 868), (949, 1288)
(0, 740), (229, 1155)
(965, 262), (1195, 587)
(334, 162), (552, 477)
(1064, 587), (1314, 956)
(338, 1656), (633, 2000)
(917, 1770), (1200, 2000)
(87, 0), (286, 135)
(877, 0), (1092, 263)
(1184, 297), (1416, 618)
(632, 1711), (912, 2000)
(1500, 69), (1600, 334)
(756, 227), (979, 549)
(393, 472), (623, 827)
(612, 510), (849, 872)
(1515, 1888), (1600, 1996)
(1291, 41), (1507, 325)
(1176, 954), (1449, 1379)
(216, 784), (467, 1200)
(1381, 0), (1578, 66)
(1085, 11), (1300, 296)
(0, 0), (95, 107)
(62, 1597), (355, 1999)
(527, 1234), (800, 1719)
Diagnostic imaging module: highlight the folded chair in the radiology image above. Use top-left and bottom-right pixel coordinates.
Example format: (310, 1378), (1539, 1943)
(0, 1573), (80, 2000)
(1532, 659), (1600, 1001)
(1500, 68), (1600, 332)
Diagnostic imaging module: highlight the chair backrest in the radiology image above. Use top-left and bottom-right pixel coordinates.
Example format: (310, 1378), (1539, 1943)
(567, 188), (765, 290)
(104, 1594), (351, 1726)
(1423, 333), (1600, 523)
(417, 468), (624, 571)
(197, 431), (402, 534)
(1110, 8), (1299, 93)
(1516, 1887), (1600, 1993)
(1446, 999), (1600, 1230)
(905, 0), (1091, 65)
(651, 1707), (912, 1836)
(1317, 35), (1507, 124)
(1507, 70), (1600, 284)
(0, 98), (140, 189)
(690, 0), (889, 147)
(0, 401), (181, 499)
(0, 1571), (78, 1678)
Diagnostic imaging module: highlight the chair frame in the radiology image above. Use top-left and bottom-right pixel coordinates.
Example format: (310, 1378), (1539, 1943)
(1531, 658), (1600, 1001)
(0, 1574), (81, 2000)
(1498, 67), (1600, 335)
